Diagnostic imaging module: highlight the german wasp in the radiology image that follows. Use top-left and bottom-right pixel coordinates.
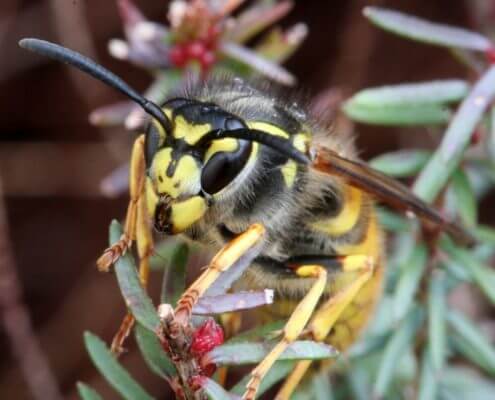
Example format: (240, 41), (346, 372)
(19, 38), (474, 400)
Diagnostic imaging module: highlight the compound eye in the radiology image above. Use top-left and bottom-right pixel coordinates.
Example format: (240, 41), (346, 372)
(200, 140), (252, 195)
(145, 124), (162, 168)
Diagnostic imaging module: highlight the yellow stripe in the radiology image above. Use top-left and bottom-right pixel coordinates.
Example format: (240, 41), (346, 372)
(205, 138), (238, 162)
(247, 121), (290, 138)
(281, 160), (297, 188)
(311, 186), (362, 236)
(336, 210), (381, 258)
(173, 116), (211, 145)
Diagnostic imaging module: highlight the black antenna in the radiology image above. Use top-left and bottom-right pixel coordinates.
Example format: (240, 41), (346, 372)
(198, 129), (310, 164)
(19, 38), (172, 132)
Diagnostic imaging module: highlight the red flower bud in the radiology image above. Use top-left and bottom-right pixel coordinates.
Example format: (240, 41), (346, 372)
(169, 46), (187, 67)
(186, 41), (206, 59)
(190, 318), (224, 356)
(200, 51), (216, 71)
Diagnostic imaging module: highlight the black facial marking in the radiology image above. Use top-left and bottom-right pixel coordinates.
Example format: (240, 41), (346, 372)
(154, 198), (172, 233)
(200, 139), (252, 194)
(145, 123), (162, 168)
(172, 99), (248, 134)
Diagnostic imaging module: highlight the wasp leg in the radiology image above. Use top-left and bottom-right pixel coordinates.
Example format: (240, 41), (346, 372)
(94, 135), (152, 354)
(97, 135), (146, 272)
(242, 265), (328, 400)
(275, 255), (375, 400)
(174, 224), (265, 325)
(111, 186), (155, 354)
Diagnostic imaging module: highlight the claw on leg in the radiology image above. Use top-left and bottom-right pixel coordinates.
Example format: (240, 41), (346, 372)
(111, 314), (135, 355)
(97, 234), (132, 272)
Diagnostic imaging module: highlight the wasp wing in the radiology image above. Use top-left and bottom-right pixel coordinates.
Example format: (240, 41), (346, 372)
(311, 145), (475, 246)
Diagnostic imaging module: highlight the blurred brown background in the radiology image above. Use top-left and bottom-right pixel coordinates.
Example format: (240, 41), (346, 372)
(0, 0), (489, 399)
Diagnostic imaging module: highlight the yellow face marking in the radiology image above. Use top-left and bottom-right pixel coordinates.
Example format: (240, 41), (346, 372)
(311, 186), (362, 236)
(205, 138), (238, 162)
(145, 177), (159, 218)
(281, 160), (297, 188)
(247, 121), (290, 139)
(169, 196), (207, 233)
(151, 148), (201, 198)
(173, 115), (212, 145)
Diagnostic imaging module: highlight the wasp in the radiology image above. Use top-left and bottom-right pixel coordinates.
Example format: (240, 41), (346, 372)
(20, 38), (474, 400)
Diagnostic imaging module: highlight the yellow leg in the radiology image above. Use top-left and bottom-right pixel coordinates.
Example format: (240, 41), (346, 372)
(174, 224), (265, 325)
(243, 265), (328, 400)
(97, 135), (146, 272)
(275, 360), (312, 400)
(94, 135), (153, 354)
(275, 255), (375, 400)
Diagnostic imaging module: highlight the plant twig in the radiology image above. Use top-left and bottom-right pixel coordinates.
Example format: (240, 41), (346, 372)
(0, 178), (63, 400)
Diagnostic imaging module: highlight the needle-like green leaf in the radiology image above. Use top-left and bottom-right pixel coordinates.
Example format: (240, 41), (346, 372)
(208, 341), (338, 366)
(392, 245), (428, 321)
(202, 378), (238, 400)
(109, 221), (160, 332)
(448, 311), (495, 375)
(134, 323), (176, 379)
(77, 382), (103, 400)
(414, 66), (495, 202)
(443, 241), (495, 305)
(160, 242), (189, 304)
(451, 169), (477, 227)
(84, 332), (154, 400)
(373, 307), (424, 397)
(370, 150), (431, 178)
(376, 208), (411, 232)
(349, 80), (469, 107)
(363, 7), (492, 51)
(440, 366), (495, 398)
(418, 347), (438, 400)
(343, 102), (450, 126)
(427, 273), (447, 371)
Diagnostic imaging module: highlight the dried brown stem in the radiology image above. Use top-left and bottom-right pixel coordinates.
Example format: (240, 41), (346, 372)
(158, 305), (207, 400)
(0, 178), (63, 400)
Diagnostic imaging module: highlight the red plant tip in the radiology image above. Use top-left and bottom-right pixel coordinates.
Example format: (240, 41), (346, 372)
(169, 46), (187, 67)
(190, 318), (224, 356)
(471, 129), (483, 145)
(186, 41), (206, 59)
(486, 47), (495, 64)
(188, 375), (207, 391)
(200, 51), (216, 71)
(205, 24), (223, 48)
